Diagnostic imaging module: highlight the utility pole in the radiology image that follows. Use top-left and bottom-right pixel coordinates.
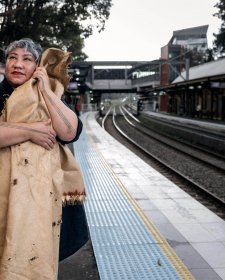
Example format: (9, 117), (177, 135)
(184, 58), (190, 115)
(185, 58), (190, 80)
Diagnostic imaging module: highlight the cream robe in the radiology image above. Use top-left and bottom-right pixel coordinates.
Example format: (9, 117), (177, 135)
(0, 48), (85, 280)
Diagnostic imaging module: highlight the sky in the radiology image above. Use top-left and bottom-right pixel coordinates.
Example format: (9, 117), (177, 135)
(83, 0), (222, 61)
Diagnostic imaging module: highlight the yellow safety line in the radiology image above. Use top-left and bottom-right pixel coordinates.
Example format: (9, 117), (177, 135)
(84, 113), (195, 280)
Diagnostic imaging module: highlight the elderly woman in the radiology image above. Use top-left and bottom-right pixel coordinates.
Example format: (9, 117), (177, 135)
(0, 39), (85, 279)
(0, 38), (82, 148)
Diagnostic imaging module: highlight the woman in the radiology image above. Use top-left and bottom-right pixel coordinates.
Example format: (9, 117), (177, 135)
(0, 39), (85, 279)
(0, 38), (82, 148)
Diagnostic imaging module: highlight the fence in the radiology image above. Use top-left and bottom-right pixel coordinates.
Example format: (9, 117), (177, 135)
(81, 103), (97, 112)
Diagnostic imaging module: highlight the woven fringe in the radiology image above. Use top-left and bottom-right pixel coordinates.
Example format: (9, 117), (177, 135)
(62, 192), (86, 206)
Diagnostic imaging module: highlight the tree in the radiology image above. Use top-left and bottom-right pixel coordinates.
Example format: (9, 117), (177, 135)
(213, 0), (225, 56)
(204, 48), (215, 62)
(0, 0), (112, 59)
(188, 48), (215, 65)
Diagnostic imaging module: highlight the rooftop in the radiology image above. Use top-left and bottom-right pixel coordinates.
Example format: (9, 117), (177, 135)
(172, 57), (225, 83)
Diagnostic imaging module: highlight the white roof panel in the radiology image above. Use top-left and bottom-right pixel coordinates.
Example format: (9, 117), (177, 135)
(172, 58), (225, 83)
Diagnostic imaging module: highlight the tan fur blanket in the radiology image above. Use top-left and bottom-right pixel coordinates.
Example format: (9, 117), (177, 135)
(0, 48), (85, 279)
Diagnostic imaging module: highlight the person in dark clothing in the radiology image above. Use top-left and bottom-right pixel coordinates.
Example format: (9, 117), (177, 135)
(0, 39), (82, 147)
(0, 38), (86, 280)
(0, 78), (82, 144)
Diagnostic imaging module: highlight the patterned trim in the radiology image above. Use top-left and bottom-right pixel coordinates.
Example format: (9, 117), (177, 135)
(62, 191), (86, 206)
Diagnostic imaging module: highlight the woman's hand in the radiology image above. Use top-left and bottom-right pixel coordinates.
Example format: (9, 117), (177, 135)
(0, 119), (56, 150)
(32, 66), (52, 94)
(27, 119), (56, 150)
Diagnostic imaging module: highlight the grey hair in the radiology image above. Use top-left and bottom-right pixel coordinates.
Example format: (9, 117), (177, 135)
(5, 38), (42, 63)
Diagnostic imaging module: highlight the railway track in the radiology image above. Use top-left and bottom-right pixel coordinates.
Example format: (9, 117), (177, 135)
(125, 106), (225, 160)
(99, 106), (225, 220)
(120, 105), (225, 172)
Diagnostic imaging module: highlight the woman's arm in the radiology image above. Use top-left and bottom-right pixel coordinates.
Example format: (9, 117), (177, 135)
(33, 67), (78, 142)
(57, 114), (83, 145)
(0, 120), (56, 149)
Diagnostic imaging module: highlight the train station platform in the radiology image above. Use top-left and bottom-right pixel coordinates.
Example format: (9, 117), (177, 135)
(73, 112), (225, 280)
(142, 111), (225, 133)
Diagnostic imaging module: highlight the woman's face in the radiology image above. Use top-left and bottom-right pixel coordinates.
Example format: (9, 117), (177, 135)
(5, 47), (37, 87)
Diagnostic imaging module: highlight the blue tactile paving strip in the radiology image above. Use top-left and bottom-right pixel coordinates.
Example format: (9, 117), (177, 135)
(73, 118), (193, 280)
